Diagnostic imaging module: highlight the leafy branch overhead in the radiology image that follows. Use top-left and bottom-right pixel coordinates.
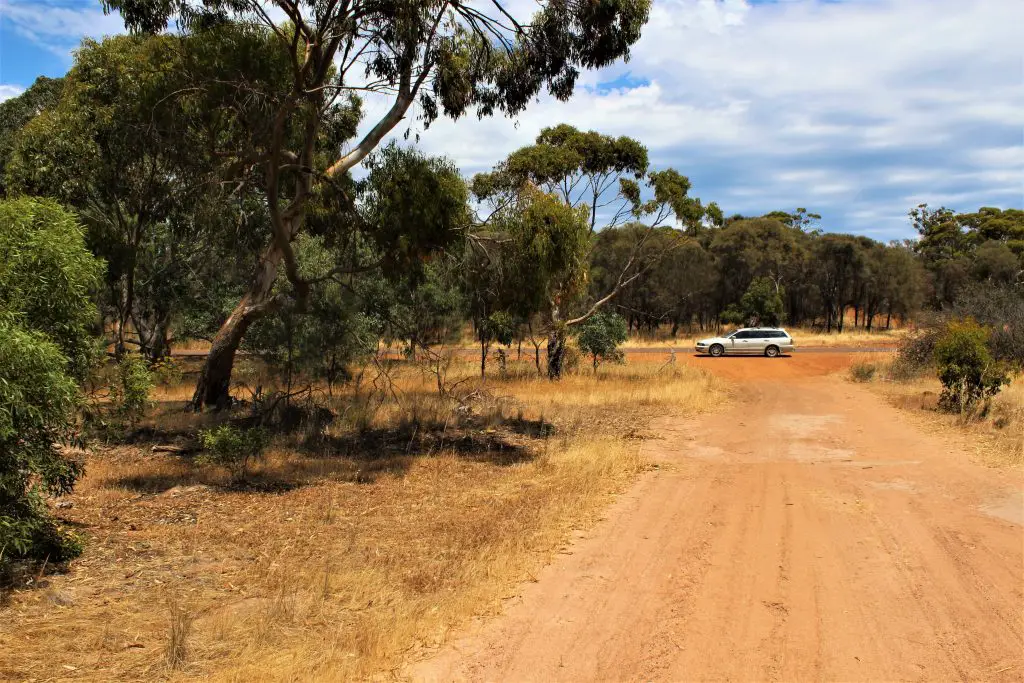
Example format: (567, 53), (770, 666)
(98, 0), (653, 408)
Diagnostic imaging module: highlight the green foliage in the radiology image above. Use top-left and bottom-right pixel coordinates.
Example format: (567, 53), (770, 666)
(0, 76), (64, 197)
(197, 425), (269, 481)
(111, 353), (153, 426)
(5, 31), (285, 362)
(576, 312), (629, 372)
(245, 234), (381, 389)
(934, 320), (1010, 414)
(911, 205), (1024, 307)
(739, 277), (786, 326)
(388, 258), (466, 351)
(0, 198), (103, 571)
(0, 198), (104, 379)
(361, 143), (470, 279)
(481, 311), (517, 347)
(106, 0), (651, 125)
(151, 357), (183, 385)
(0, 317), (84, 572)
(950, 282), (1024, 366)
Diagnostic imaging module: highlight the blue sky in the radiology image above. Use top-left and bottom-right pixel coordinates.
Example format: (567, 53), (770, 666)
(2, 0), (1022, 241)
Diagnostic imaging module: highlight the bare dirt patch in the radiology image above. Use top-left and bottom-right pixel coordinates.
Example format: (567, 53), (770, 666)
(412, 353), (1023, 682)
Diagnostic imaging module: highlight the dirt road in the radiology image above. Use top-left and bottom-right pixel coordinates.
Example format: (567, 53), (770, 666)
(412, 354), (1023, 682)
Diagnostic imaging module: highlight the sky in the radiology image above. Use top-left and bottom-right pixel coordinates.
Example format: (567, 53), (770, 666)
(1, 0), (1022, 241)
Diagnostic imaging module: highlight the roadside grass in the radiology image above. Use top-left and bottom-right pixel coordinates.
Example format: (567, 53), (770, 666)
(849, 353), (1023, 467)
(0, 355), (722, 681)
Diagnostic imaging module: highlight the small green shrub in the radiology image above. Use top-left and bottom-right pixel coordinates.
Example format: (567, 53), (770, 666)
(151, 357), (182, 385)
(934, 319), (1010, 414)
(111, 353), (153, 426)
(197, 425), (269, 481)
(576, 312), (629, 373)
(849, 361), (877, 382)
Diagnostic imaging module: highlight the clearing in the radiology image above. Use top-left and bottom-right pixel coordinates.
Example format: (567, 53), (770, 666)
(413, 352), (1024, 682)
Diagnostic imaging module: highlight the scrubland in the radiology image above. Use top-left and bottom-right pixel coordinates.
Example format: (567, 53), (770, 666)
(0, 353), (722, 681)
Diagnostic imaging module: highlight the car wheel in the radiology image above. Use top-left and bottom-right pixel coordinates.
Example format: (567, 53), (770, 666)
(765, 345), (780, 358)
(709, 344), (724, 357)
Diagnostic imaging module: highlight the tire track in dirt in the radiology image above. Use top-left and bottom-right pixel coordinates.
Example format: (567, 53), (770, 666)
(409, 354), (1023, 682)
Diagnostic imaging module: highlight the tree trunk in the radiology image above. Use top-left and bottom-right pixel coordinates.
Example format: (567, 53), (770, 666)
(190, 244), (283, 411)
(547, 329), (566, 380)
(480, 339), (488, 378)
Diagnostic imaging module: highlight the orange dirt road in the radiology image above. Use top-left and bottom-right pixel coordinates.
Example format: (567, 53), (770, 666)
(411, 354), (1024, 682)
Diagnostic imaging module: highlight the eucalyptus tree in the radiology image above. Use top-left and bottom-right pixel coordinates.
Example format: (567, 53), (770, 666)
(104, 0), (652, 407)
(0, 76), (64, 197)
(708, 217), (804, 318)
(473, 125), (703, 376)
(5, 32), (270, 362)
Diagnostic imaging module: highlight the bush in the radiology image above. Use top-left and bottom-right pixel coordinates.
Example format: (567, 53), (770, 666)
(111, 353), (153, 426)
(0, 199), (102, 575)
(576, 312), (629, 373)
(952, 282), (1024, 367)
(934, 319), (1010, 414)
(0, 317), (85, 576)
(198, 425), (269, 481)
(151, 357), (182, 385)
(0, 198), (104, 380)
(849, 361), (877, 382)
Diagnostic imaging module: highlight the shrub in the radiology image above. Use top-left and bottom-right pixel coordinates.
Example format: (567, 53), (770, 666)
(849, 361), (877, 382)
(0, 197), (104, 380)
(197, 425), (269, 481)
(151, 357), (183, 385)
(934, 319), (1010, 414)
(0, 317), (85, 575)
(952, 282), (1024, 367)
(0, 199), (102, 575)
(576, 312), (629, 373)
(111, 353), (153, 426)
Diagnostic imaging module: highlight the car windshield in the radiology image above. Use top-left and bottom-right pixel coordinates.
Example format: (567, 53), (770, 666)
(726, 331), (737, 339)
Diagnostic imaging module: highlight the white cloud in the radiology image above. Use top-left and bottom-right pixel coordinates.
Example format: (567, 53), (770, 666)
(0, 85), (26, 102)
(357, 0), (1024, 240)
(1, 0), (126, 56)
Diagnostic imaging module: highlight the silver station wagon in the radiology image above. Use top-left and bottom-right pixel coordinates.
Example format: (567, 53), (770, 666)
(695, 328), (795, 357)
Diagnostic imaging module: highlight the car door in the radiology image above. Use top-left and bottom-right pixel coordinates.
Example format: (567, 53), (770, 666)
(733, 330), (756, 353)
(753, 330), (772, 353)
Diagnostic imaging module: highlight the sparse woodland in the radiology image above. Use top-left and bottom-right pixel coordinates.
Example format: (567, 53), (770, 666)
(0, 0), (1021, 678)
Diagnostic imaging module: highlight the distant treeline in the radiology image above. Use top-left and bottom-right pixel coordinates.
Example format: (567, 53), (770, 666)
(588, 206), (1023, 335)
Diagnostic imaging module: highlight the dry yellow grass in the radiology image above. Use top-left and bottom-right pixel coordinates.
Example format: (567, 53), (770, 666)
(860, 362), (1024, 467)
(0, 356), (722, 681)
